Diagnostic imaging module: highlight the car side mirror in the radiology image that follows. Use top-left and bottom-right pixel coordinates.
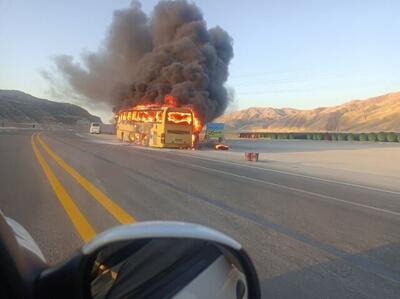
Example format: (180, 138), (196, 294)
(37, 222), (260, 299)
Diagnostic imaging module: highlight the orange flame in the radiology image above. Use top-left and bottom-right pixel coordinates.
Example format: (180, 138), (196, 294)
(191, 109), (202, 133)
(164, 94), (177, 107)
(164, 94), (202, 132)
(117, 94), (203, 133)
(167, 111), (192, 125)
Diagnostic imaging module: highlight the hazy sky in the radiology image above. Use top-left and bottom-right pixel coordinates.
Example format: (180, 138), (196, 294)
(1, 0), (399, 120)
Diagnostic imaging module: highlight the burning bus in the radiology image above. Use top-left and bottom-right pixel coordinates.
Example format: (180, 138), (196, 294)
(49, 2), (234, 149)
(115, 95), (202, 149)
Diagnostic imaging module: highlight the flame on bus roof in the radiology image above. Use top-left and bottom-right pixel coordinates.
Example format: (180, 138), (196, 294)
(117, 94), (202, 133)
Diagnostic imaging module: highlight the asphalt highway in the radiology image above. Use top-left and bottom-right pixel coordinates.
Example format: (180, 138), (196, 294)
(0, 129), (399, 298)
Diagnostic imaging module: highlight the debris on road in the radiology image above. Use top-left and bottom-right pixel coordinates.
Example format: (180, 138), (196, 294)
(245, 152), (259, 162)
(215, 144), (229, 150)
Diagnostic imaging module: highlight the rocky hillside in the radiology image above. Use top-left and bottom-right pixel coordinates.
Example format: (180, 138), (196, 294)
(0, 90), (101, 125)
(218, 92), (400, 132)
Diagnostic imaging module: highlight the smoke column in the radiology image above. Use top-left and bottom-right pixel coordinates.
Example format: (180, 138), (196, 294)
(50, 0), (233, 123)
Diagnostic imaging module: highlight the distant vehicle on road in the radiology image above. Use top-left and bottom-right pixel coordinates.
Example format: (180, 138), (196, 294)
(116, 106), (195, 148)
(89, 122), (101, 134)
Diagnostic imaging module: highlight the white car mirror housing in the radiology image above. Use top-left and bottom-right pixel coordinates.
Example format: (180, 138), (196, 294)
(37, 222), (261, 299)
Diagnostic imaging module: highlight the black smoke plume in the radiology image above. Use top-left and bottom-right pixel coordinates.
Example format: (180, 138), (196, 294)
(49, 0), (233, 123)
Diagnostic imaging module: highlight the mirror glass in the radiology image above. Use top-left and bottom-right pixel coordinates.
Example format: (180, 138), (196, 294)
(89, 238), (248, 299)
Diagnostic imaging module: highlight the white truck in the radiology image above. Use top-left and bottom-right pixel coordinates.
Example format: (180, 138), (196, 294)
(89, 122), (101, 134)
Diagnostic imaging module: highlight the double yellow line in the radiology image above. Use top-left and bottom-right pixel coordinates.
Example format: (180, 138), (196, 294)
(31, 133), (135, 242)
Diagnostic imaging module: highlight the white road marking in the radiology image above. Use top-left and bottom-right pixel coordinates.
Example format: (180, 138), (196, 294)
(144, 153), (400, 217)
(76, 133), (400, 198)
(75, 133), (87, 138)
(163, 152), (400, 196)
(75, 133), (128, 146)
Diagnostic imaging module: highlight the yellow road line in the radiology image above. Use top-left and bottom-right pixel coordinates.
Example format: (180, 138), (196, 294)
(31, 134), (96, 242)
(37, 134), (135, 224)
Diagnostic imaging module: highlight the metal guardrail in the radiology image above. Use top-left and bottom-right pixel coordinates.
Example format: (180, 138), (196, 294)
(238, 132), (400, 142)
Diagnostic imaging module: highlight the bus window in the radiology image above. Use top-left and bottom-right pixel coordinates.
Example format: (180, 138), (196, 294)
(150, 111), (156, 122)
(144, 110), (157, 123)
(137, 111), (143, 121)
(127, 111), (132, 121)
(167, 111), (192, 125)
(142, 111), (150, 122)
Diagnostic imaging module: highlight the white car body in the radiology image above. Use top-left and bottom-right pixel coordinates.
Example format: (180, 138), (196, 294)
(83, 222), (248, 299)
(90, 122), (101, 134)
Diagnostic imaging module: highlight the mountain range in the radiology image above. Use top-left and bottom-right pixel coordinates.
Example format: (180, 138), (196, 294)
(0, 90), (101, 125)
(2, 89), (399, 132)
(217, 92), (400, 132)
